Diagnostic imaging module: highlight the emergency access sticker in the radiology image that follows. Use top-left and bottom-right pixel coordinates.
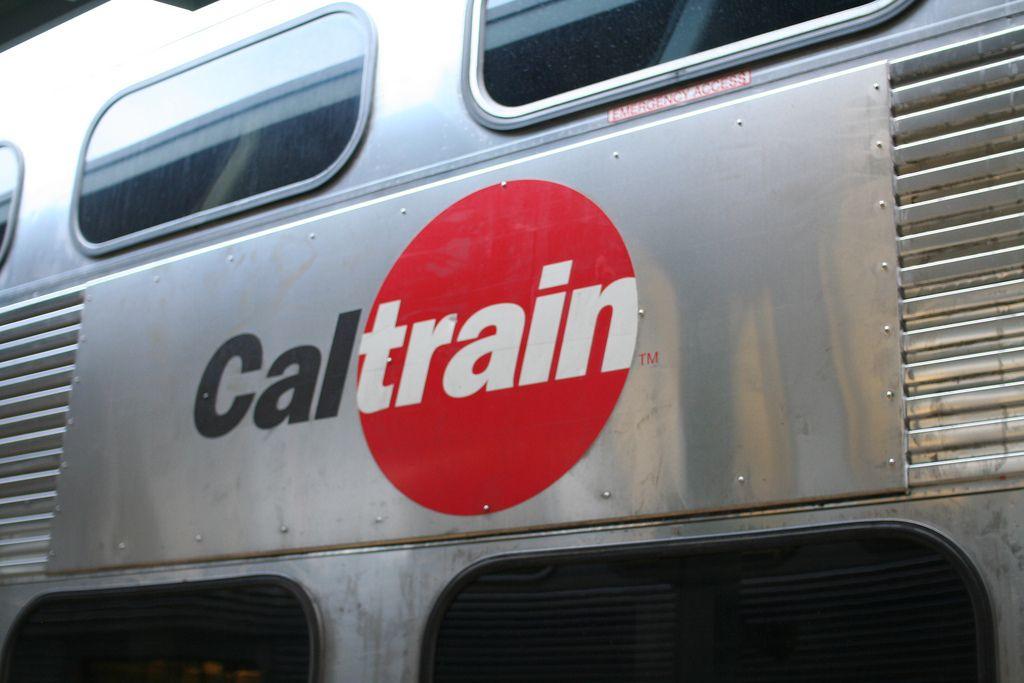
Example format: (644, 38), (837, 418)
(607, 70), (752, 123)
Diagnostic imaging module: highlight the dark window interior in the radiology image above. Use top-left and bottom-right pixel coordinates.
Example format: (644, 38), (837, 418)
(3, 579), (314, 683)
(483, 0), (873, 107)
(77, 12), (367, 246)
(431, 531), (988, 682)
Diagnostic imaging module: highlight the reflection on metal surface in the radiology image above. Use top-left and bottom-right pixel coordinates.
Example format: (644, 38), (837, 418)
(0, 144), (20, 267)
(52, 64), (902, 571)
(892, 26), (1024, 486)
(76, 8), (372, 251)
(0, 289), (83, 577)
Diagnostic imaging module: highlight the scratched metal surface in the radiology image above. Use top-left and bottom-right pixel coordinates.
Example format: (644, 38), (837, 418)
(0, 0), (1018, 679)
(2, 491), (1020, 680)
(49, 63), (902, 571)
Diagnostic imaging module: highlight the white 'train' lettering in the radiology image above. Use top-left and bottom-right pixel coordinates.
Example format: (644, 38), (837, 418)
(356, 301), (406, 414)
(357, 263), (637, 412)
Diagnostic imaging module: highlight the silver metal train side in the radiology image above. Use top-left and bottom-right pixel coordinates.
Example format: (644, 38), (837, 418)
(0, 0), (1022, 680)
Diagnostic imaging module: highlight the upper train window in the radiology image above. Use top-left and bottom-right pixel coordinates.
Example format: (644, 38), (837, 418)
(75, 7), (374, 253)
(0, 144), (21, 266)
(470, 0), (913, 126)
(3, 577), (317, 682)
(425, 525), (993, 682)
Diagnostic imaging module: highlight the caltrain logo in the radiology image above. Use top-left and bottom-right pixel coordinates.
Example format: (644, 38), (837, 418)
(194, 180), (638, 515)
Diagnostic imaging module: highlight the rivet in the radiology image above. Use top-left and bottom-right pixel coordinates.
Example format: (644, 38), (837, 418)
(885, 390), (895, 400)
(227, 254), (234, 262)
(308, 232), (316, 240)
(873, 82), (881, 90)
(60, 462), (68, 469)
(79, 335), (85, 343)
(501, 181), (508, 188)
(874, 140), (884, 149)
(279, 525), (288, 533)
(86, 294), (93, 302)
(888, 457), (897, 466)
(737, 475), (745, 483)
(880, 261), (889, 271)
(66, 417), (74, 426)
(153, 275), (160, 283)
(601, 490), (612, 499)
(73, 376), (80, 384)
(54, 505), (62, 513)
(49, 550), (55, 557)
(386, 356), (393, 363)
(882, 325), (892, 335)
(638, 308), (645, 317)
(202, 392), (209, 399)
(736, 118), (743, 126)
(194, 534), (202, 542)
(374, 515), (384, 523)
(482, 504), (491, 512)
(878, 200), (886, 208)
(612, 151), (620, 159)
(400, 207), (407, 215)
(118, 541), (126, 550)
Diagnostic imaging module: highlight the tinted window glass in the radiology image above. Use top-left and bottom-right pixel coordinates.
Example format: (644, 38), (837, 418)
(78, 11), (369, 247)
(0, 145), (19, 258)
(4, 579), (314, 683)
(431, 532), (986, 682)
(482, 0), (873, 107)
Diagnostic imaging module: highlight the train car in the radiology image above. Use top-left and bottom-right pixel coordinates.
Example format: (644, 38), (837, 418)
(0, 0), (1020, 679)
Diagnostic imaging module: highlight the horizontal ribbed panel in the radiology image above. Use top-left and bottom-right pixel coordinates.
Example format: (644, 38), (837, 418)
(892, 27), (1024, 486)
(0, 289), (82, 577)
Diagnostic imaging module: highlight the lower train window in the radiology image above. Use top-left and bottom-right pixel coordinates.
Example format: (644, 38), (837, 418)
(426, 525), (992, 682)
(2, 577), (317, 683)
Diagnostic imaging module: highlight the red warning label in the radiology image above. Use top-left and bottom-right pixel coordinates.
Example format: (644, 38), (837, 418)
(608, 70), (752, 123)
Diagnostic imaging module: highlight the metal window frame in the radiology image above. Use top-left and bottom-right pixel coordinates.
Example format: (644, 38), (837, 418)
(464, 0), (917, 129)
(71, 3), (377, 257)
(0, 142), (24, 269)
(0, 574), (323, 683)
(419, 520), (997, 682)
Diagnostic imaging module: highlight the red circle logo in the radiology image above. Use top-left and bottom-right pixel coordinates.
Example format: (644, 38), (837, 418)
(357, 180), (637, 515)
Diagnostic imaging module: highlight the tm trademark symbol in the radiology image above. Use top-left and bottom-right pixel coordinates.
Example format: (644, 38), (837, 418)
(639, 351), (660, 366)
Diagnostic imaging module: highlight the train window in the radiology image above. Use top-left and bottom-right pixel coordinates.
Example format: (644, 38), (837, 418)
(469, 0), (913, 125)
(75, 7), (374, 253)
(2, 577), (317, 682)
(426, 525), (993, 682)
(0, 144), (21, 266)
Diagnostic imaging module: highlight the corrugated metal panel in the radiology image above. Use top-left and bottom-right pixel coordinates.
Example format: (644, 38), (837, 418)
(891, 27), (1024, 487)
(0, 289), (82, 577)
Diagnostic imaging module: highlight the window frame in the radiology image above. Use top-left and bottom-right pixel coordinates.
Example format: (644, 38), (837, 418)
(0, 141), (24, 268)
(419, 521), (996, 682)
(71, 3), (376, 256)
(0, 574), (322, 683)
(465, 0), (916, 129)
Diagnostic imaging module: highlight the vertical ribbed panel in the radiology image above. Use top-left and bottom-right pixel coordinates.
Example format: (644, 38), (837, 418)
(0, 289), (82, 577)
(890, 27), (1024, 486)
